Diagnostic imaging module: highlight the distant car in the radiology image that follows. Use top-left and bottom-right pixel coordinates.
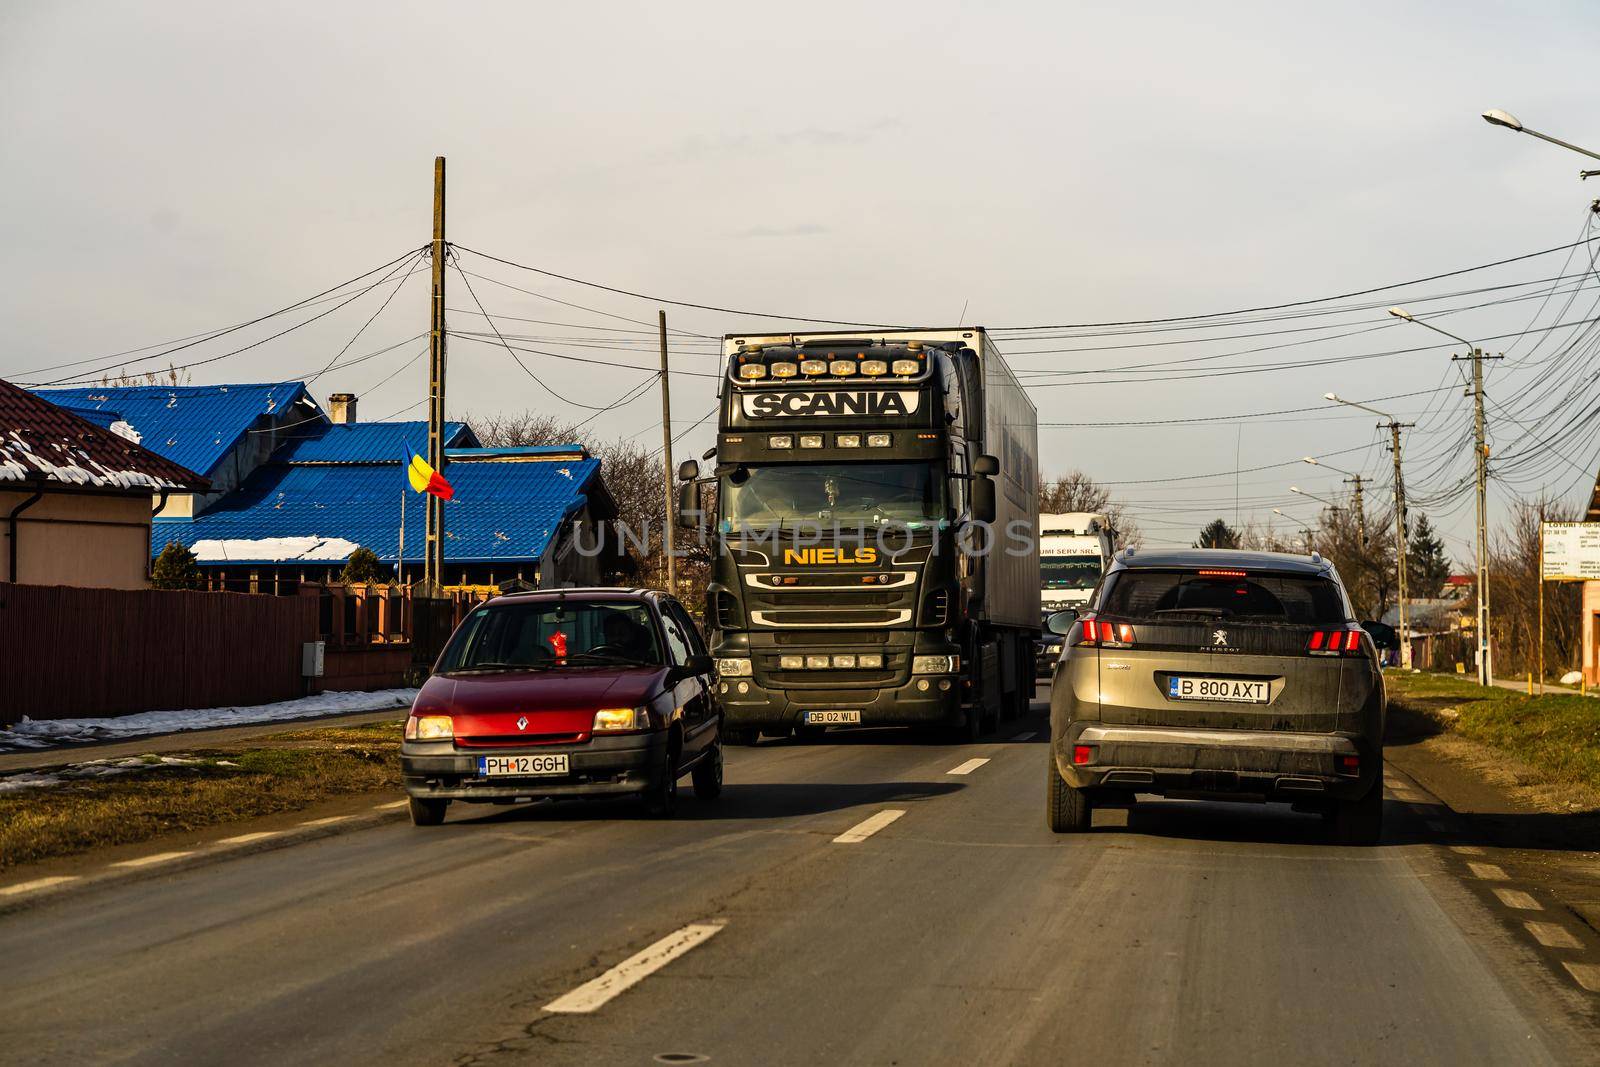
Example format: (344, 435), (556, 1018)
(400, 588), (721, 825)
(1035, 624), (1067, 677)
(1045, 549), (1385, 844)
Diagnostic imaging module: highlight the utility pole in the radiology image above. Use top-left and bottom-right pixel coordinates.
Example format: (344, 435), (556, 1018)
(1454, 346), (1501, 686)
(424, 157), (447, 593)
(1387, 423), (1413, 670)
(1345, 474), (1367, 547)
(658, 310), (676, 593)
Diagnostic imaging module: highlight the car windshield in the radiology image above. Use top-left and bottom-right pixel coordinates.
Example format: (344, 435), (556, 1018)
(1042, 557), (1101, 589)
(1099, 569), (1347, 624)
(720, 461), (945, 530)
(436, 600), (664, 673)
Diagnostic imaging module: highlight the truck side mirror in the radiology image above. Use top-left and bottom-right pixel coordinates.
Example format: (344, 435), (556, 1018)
(971, 475), (996, 524)
(677, 458), (700, 482)
(675, 481), (700, 528)
(1046, 609), (1078, 635)
(973, 454), (999, 476)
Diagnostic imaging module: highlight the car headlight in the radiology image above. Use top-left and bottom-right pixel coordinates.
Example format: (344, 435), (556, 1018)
(405, 714), (454, 740)
(912, 655), (959, 675)
(593, 707), (651, 732)
(717, 657), (753, 677)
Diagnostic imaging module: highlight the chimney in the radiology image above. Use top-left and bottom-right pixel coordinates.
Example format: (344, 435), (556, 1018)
(327, 393), (358, 425)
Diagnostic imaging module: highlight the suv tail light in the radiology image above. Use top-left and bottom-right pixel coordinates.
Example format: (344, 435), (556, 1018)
(1075, 617), (1134, 649)
(1308, 628), (1365, 656)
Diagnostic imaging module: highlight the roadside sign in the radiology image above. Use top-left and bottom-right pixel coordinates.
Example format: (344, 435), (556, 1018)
(1540, 521), (1600, 581)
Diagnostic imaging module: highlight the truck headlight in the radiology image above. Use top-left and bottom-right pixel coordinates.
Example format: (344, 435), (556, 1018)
(593, 707), (651, 732)
(405, 714), (454, 740)
(717, 657), (753, 677)
(912, 655), (959, 675)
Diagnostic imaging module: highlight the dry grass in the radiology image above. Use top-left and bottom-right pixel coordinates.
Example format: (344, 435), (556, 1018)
(0, 722), (403, 870)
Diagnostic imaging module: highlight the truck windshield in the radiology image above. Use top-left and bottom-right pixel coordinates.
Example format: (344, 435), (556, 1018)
(721, 462), (945, 530)
(1042, 557), (1102, 589)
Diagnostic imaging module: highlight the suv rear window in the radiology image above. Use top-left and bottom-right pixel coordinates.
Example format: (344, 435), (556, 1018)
(1099, 569), (1348, 624)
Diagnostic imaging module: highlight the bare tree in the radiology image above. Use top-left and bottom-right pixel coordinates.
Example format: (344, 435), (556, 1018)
(1486, 496), (1580, 680)
(100, 363), (191, 387)
(1036, 469), (1143, 549)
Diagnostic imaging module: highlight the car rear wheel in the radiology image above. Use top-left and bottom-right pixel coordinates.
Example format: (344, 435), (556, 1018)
(1328, 772), (1383, 846)
(1046, 752), (1091, 833)
(692, 739), (723, 799)
(408, 797), (448, 826)
(643, 743), (680, 817)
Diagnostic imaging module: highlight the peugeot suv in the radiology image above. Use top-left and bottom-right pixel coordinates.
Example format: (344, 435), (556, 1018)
(400, 589), (720, 824)
(1045, 549), (1385, 844)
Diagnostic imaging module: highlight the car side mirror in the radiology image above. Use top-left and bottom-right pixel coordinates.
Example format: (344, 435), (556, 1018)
(1046, 609), (1078, 635)
(973, 454), (999, 476)
(682, 653), (714, 676)
(677, 458), (700, 481)
(971, 475), (996, 524)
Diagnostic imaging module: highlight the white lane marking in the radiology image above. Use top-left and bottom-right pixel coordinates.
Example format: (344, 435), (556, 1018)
(833, 809), (906, 844)
(1526, 922), (1583, 950)
(110, 851), (193, 868)
(543, 922), (726, 1014)
(1425, 819), (1453, 833)
(375, 799), (410, 810)
(1564, 962), (1600, 992)
(1467, 862), (1509, 882)
(1493, 888), (1541, 911)
(1451, 845), (1486, 855)
(947, 758), (990, 776)
(0, 876), (79, 897)
(216, 831), (283, 846)
(299, 816), (353, 827)
(1011, 731), (1037, 742)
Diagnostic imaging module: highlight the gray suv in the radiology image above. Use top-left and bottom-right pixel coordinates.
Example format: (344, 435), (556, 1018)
(1045, 548), (1385, 844)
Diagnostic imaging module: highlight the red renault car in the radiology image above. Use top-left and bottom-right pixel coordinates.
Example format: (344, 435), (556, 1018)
(400, 588), (721, 824)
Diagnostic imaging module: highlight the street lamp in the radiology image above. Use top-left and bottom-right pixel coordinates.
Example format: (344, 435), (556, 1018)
(1384, 310), (1493, 685)
(1289, 484), (1344, 511)
(1271, 508), (1314, 556)
(1304, 456), (1368, 544)
(1324, 394), (1414, 670)
(1482, 108), (1600, 178)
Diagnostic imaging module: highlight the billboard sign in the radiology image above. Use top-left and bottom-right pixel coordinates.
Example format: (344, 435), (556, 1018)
(1540, 521), (1600, 581)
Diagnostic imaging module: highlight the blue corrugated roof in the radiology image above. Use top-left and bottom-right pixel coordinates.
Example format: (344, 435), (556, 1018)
(52, 403), (122, 430)
(274, 420), (477, 463)
(152, 454), (601, 565)
(36, 382), (310, 478)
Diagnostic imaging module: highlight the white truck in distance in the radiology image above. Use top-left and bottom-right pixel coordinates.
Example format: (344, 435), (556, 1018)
(1040, 512), (1114, 613)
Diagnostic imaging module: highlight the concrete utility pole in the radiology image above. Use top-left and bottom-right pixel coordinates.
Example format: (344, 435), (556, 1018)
(425, 157), (447, 592)
(1388, 423), (1412, 670)
(658, 310), (676, 592)
(1347, 475), (1367, 547)
(1458, 346), (1499, 686)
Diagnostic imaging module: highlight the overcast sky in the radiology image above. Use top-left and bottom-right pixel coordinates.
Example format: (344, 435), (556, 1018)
(3, 0), (1597, 558)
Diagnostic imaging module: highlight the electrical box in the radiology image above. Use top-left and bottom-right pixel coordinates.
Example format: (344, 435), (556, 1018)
(301, 640), (325, 678)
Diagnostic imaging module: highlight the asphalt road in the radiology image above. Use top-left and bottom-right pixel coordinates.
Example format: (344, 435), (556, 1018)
(4, 685), (1597, 1066)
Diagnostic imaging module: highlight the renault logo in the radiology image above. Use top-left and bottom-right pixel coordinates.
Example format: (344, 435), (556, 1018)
(516, 716), (529, 731)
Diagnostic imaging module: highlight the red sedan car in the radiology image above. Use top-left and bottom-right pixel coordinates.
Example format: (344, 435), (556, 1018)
(400, 588), (721, 824)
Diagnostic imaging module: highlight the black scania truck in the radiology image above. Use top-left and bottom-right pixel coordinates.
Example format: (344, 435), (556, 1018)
(676, 328), (1040, 741)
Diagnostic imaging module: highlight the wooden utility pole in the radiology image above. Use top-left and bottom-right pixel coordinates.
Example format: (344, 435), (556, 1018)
(658, 310), (676, 592)
(424, 157), (447, 592)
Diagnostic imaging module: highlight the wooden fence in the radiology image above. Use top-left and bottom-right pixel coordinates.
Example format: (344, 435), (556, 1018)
(0, 582), (318, 724)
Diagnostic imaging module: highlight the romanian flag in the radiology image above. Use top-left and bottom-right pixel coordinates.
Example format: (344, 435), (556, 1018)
(404, 449), (454, 501)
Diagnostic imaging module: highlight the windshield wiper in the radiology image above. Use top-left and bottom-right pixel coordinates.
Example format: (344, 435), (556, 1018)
(564, 652), (655, 667)
(448, 662), (549, 674)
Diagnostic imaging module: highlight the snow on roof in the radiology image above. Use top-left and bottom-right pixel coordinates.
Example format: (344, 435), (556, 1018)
(189, 535), (363, 563)
(0, 378), (206, 491)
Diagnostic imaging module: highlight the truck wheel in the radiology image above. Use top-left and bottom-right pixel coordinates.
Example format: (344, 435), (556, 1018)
(1328, 773), (1383, 846)
(642, 743), (680, 817)
(1046, 753), (1091, 833)
(408, 797), (448, 827)
(691, 739), (723, 800)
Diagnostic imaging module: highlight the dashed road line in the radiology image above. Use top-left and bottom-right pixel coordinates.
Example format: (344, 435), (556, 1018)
(543, 922), (726, 1014)
(1011, 731), (1037, 742)
(833, 809), (906, 844)
(1525, 922), (1583, 950)
(1467, 862), (1509, 882)
(947, 758), (990, 776)
(110, 851), (194, 869)
(1451, 845), (1486, 855)
(1493, 888), (1542, 911)
(217, 831), (283, 846)
(1563, 962), (1600, 993)
(0, 876), (79, 897)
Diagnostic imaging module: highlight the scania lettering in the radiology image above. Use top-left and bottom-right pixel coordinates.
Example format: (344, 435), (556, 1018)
(677, 328), (1041, 741)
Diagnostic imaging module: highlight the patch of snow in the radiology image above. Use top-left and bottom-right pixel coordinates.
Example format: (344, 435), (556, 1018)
(0, 755), (209, 794)
(1560, 670), (1583, 686)
(0, 426), (182, 491)
(109, 419), (143, 444)
(0, 688), (415, 753)
(190, 535), (363, 563)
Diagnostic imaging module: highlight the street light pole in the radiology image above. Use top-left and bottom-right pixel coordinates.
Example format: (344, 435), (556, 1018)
(1385, 309), (1498, 685)
(1324, 394), (1414, 669)
(1482, 109), (1600, 179)
(1304, 457), (1368, 546)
